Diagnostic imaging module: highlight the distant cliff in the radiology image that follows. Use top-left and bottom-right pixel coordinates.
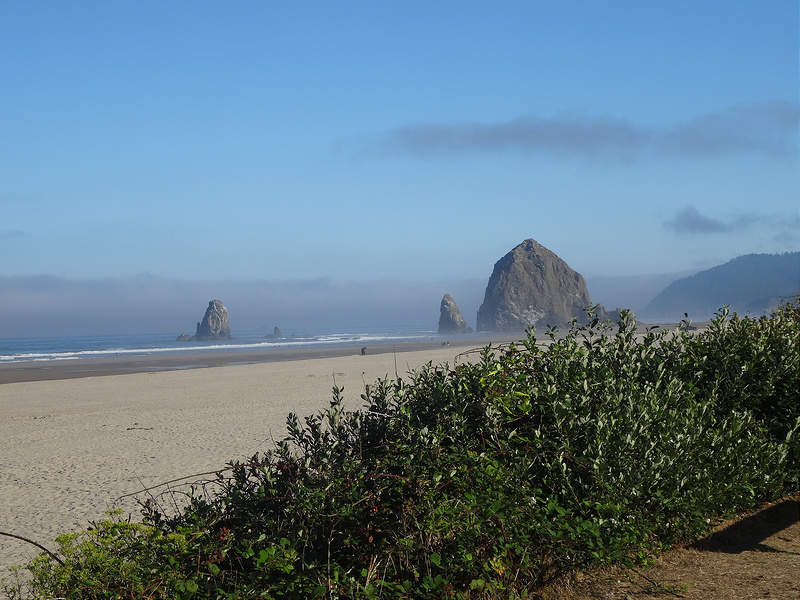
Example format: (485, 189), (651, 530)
(477, 239), (598, 331)
(643, 252), (800, 319)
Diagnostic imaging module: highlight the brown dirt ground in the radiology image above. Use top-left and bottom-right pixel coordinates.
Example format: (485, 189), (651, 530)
(552, 494), (799, 600)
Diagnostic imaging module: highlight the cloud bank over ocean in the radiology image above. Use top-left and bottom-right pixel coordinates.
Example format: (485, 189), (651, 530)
(0, 275), (488, 339)
(0, 270), (706, 340)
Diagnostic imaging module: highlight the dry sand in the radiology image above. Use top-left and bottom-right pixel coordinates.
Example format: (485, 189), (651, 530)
(0, 337), (514, 576)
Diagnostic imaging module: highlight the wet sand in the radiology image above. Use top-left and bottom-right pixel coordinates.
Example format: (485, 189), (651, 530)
(0, 335), (520, 385)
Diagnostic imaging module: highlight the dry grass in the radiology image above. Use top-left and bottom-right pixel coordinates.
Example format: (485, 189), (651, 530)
(547, 494), (799, 600)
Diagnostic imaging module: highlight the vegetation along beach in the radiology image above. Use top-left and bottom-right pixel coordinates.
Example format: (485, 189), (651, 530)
(2, 303), (797, 598)
(2, 3), (797, 598)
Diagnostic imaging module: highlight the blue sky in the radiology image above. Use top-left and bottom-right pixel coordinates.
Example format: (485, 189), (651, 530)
(1, 2), (798, 335)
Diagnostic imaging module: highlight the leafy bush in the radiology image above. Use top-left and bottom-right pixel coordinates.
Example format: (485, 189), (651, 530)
(6, 301), (798, 599)
(4, 512), (191, 600)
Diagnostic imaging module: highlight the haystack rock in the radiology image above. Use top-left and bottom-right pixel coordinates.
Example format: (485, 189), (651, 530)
(477, 239), (595, 331)
(438, 294), (468, 334)
(194, 299), (232, 341)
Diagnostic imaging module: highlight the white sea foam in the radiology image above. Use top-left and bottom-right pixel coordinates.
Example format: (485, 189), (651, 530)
(0, 328), (440, 364)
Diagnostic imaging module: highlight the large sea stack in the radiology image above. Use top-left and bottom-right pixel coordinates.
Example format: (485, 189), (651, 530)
(476, 239), (593, 331)
(438, 294), (468, 334)
(194, 299), (232, 341)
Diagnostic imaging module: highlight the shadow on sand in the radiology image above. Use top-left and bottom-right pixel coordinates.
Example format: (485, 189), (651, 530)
(690, 498), (799, 555)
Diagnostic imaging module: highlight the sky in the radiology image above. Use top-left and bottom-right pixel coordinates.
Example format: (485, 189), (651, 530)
(1, 2), (798, 337)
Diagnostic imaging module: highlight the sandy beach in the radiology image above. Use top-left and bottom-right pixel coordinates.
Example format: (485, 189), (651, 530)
(0, 335), (520, 576)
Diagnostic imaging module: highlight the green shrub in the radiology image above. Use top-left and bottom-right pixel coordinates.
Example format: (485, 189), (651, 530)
(4, 511), (192, 600)
(6, 301), (798, 599)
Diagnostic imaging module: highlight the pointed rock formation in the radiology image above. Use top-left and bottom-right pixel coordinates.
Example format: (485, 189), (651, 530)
(194, 299), (232, 341)
(438, 294), (468, 334)
(477, 239), (594, 331)
(264, 326), (283, 340)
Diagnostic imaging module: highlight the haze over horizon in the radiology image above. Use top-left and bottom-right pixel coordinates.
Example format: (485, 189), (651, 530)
(2, 3), (798, 338)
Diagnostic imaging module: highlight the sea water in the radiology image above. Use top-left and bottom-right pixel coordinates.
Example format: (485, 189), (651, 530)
(0, 327), (446, 364)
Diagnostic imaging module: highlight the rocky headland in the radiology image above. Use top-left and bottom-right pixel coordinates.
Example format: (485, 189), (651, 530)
(643, 252), (800, 319)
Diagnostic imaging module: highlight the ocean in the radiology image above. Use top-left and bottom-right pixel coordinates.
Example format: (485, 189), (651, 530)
(0, 327), (453, 364)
